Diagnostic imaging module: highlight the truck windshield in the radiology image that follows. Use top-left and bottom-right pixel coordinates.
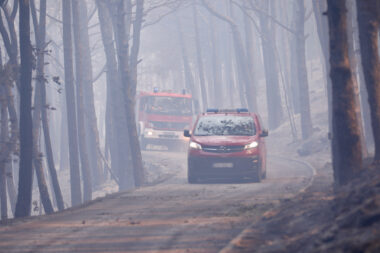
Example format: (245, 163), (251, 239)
(145, 96), (192, 116)
(193, 116), (256, 136)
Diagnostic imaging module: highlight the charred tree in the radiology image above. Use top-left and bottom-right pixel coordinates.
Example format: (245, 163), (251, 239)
(177, 15), (196, 97)
(114, 0), (135, 189)
(202, 0), (257, 112)
(72, 0), (92, 201)
(128, 0), (145, 187)
(256, 0), (283, 128)
(346, 0), (368, 157)
(15, 0), (34, 218)
(294, 0), (313, 139)
(312, 0), (332, 132)
(356, 0), (380, 164)
(62, 0), (82, 206)
(77, 0), (103, 187)
(327, 0), (362, 185)
(31, 0), (64, 211)
(208, 15), (223, 108)
(0, 85), (8, 220)
(192, 4), (208, 110)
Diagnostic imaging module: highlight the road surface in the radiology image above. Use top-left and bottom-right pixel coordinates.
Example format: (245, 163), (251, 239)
(0, 150), (314, 253)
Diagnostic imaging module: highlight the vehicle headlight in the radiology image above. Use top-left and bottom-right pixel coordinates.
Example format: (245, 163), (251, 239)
(244, 141), (258, 149)
(189, 141), (202, 150)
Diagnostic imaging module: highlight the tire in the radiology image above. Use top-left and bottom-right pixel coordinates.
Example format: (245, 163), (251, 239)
(188, 175), (197, 184)
(187, 164), (197, 184)
(261, 160), (267, 179)
(140, 136), (147, 151)
(252, 161), (262, 183)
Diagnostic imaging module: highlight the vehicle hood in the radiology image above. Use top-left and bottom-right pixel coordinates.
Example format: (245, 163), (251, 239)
(191, 135), (258, 146)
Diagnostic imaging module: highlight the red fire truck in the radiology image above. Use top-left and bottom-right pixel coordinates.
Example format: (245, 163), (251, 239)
(137, 89), (199, 151)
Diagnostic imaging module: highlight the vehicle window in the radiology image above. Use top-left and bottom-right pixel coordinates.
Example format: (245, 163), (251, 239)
(145, 96), (192, 116)
(193, 116), (256, 136)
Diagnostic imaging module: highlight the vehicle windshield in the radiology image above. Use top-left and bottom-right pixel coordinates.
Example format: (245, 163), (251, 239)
(193, 115), (256, 136)
(144, 96), (192, 116)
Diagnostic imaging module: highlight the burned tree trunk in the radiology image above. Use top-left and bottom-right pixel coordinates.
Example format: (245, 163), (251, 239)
(72, 0), (92, 201)
(192, 4), (208, 110)
(128, 0), (145, 187)
(356, 0), (380, 163)
(327, 0), (362, 185)
(177, 15), (196, 97)
(78, 0), (103, 187)
(202, 0), (257, 112)
(31, 0), (65, 211)
(62, 0), (82, 206)
(312, 0), (332, 132)
(15, 0), (34, 218)
(346, 0), (368, 157)
(295, 0), (313, 139)
(0, 85), (8, 220)
(257, 1), (283, 128)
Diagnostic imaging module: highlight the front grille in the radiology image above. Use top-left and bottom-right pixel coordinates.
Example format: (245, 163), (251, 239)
(151, 121), (188, 130)
(202, 145), (245, 153)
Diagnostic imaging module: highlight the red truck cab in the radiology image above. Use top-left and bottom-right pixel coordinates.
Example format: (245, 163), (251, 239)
(184, 109), (268, 183)
(137, 89), (199, 151)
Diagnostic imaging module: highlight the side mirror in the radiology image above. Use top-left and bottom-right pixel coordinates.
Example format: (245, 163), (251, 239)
(184, 129), (191, 138)
(260, 129), (268, 137)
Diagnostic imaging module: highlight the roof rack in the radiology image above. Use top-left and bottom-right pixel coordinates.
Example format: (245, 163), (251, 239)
(205, 108), (249, 113)
(237, 108), (249, 113)
(206, 108), (219, 113)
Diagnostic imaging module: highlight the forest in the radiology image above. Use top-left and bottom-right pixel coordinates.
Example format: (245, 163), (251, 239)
(0, 0), (379, 230)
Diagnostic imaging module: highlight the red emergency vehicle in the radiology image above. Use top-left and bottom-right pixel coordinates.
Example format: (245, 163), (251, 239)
(184, 108), (268, 183)
(137, 89), (199, 151)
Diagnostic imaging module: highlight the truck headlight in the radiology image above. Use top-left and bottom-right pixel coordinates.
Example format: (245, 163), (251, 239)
(189, 141), (202, 150)
(244, 141), (258, 149)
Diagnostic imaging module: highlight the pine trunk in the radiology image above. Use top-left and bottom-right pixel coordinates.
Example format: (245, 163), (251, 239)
(62, 0), (82, 206)
(15, 0), (34, 218)
(328, 0), (362, 185)
(72, 0), (92, 201)
(356, 0), (380, 163)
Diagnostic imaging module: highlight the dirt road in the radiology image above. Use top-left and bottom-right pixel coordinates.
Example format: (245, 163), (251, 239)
(0, 151), (314, 253)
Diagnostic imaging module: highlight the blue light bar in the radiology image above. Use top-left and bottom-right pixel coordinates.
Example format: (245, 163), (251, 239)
(206, 108), (219, 113)
(237, 108), (249, 113)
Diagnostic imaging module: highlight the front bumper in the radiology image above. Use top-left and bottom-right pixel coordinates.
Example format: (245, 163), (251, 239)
(188, 155), (259, 179)
(143, 128), (186, 142)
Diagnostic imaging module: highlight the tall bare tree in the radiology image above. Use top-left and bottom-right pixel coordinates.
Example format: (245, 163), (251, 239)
(15, 0), (34, 218)
(72, 0), (92, 201)
(356, 0), (380, 164)
(327, 0), (362, 185)
(295, 0), (313, 139)
(62, 0), (82, 206)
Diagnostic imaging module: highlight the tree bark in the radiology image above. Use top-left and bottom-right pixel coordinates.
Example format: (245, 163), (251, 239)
(192, 4), (208, 110)
(312, 0), (333, 132)
(36, 0), (64, 209)
(328, 0), (362, 185)
(295, 0), (313, 139)
(128, 0), (145, 187)
(78, 0), (103, 187)
(356, 0), (380, 163)
(72, 0), (92, 201)
(257, 1), (283, 127)
(0, 85), (8, 220)
(62, 0), (82, 206)
(15, 0), (34, 218)
(346, 0), (368, 157)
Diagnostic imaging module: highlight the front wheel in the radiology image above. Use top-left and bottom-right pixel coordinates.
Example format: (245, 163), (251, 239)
(251, 161), (262, 183)
(140, 136), (148, 151)
(187, 164), (198, 184)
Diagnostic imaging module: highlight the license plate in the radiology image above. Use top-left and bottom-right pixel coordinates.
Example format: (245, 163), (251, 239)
(212, 162), (233, 168)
